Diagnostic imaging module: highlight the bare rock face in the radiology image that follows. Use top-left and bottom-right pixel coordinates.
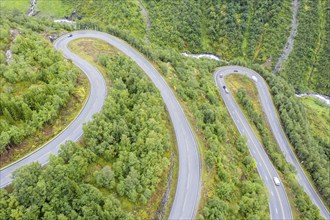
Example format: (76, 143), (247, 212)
(28, 0), (37, 16)
(273, 0), (299, 74)
(6, 50), (12, 64)
(48, 34), (59, 42)
(63, 10), (83, 21)
(10, 29), (20, 40)
(5, 29), (21, 65)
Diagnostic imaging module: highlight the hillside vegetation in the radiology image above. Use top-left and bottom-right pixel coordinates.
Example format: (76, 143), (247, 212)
(144, 0), (291, 64)
(1, 0), (329, 218)
(36, 0), (146, 40)
(33, 0), (292, 67)
(0, 40), (173, 219)
(280, 0), (330, 95)
(0, 0), (30, 13)
(241, 63), (330, 207)
(36, 0), (329, 95)
(226, 74), (322, 219)
(300, 97), (330, 161)
(0, 11), (79, 155)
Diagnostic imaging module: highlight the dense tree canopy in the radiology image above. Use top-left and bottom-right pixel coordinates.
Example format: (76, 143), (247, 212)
(1, 0), (329, 218)
(143, 0), (291, 64)
(0, 51), (173, 219)
(0, 11), (78, 154)
(280, 0), (329, 95)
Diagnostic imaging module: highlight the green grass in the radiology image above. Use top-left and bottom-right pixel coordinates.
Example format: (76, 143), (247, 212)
(36, 0), (72, 18)
(300, 96), (330, 139)
(225, 74), (262, 115)
(0, 0), (30, 13)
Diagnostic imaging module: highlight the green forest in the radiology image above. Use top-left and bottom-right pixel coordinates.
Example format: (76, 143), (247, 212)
(0, 0), (329, 219)
(0, 42), (173, 219)
(22, 0), (329, 96)
(143, 0), (292, 64)
(238, 63), (330, 207)
(0, 11), (78, 155)
(37, 0), (328, 95)
(280, 0), (330, 95)
(226, 74), (322, 219)
(301, 97), (330, 161)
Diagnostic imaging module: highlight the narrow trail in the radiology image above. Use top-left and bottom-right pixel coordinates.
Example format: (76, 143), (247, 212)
(27, 0), (37, 16)
(137, 0), (151, 43)
(273, 0), (298, 74)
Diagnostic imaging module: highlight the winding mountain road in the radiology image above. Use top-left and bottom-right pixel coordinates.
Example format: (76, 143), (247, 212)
(215, 66), (329, 219)
(0, 33), (108, 188)
(0, 31), (201, 220)
(1, 30), (328, 220)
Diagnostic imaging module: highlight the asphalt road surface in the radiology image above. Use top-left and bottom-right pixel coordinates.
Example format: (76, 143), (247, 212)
(215, 66), (329, 219)
(0, 31), (201, 220)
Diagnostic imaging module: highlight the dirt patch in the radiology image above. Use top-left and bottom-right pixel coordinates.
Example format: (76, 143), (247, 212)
(75, 39), (119, 62)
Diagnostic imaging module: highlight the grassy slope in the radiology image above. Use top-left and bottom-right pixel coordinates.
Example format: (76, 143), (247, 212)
(36, 0), (72, 18)
(0, 0), (30, 13)
(68, 38), (175, 219)
(144, 0), (291, 66)
(300, 96), (330, 159)
(301, 97), (330, 138)
(33, 0), (146, 40)
(280, 0), (329, 95)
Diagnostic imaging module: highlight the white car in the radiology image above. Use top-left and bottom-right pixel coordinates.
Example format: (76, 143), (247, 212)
(273, 177), (280, 186)
(252, 75), (258, 83)
(223, 86), (229, 94)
